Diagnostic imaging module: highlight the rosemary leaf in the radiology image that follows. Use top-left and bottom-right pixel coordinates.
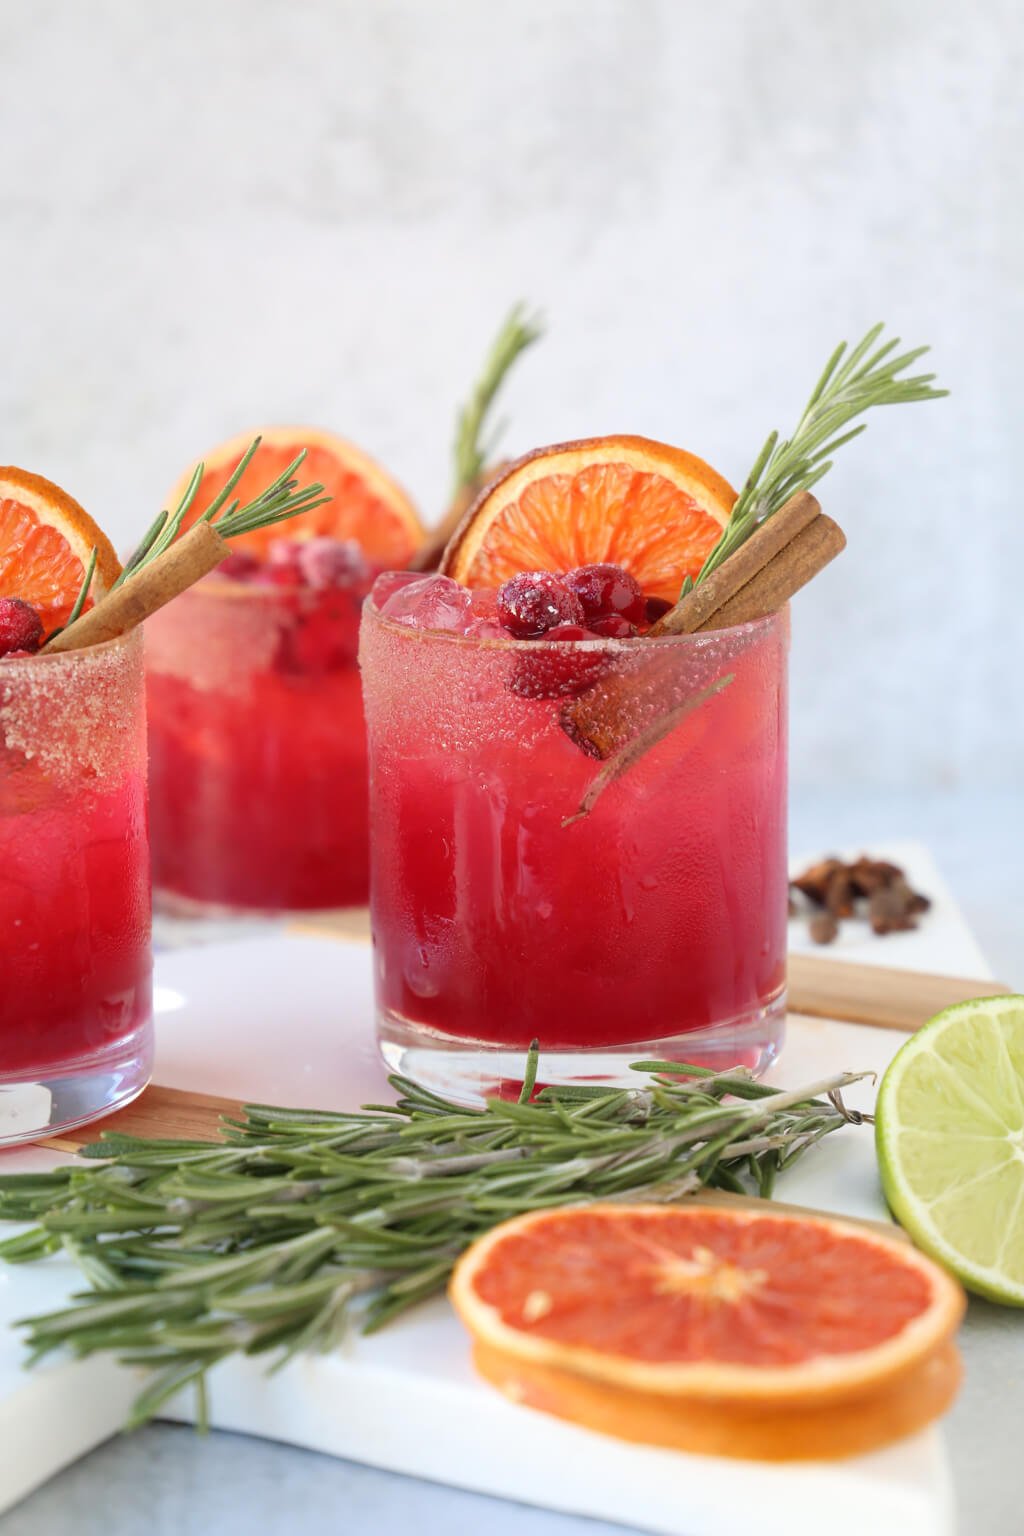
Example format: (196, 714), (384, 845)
(695, 323), (947, 587)
(452, 303), (544, 497)
(117, 438), (331, 586)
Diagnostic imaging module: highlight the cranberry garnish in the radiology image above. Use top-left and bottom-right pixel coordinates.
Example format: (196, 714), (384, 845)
(509, 621), (612, 700)
(257, 540), (305, 587)
(564, 563), (646, 626)
(297, 537), (368, 590)
(219, 550), (260, 581)
(497, 572), (584, 637)
(588, 613), (635, 639)
(0, 598), (44, 658)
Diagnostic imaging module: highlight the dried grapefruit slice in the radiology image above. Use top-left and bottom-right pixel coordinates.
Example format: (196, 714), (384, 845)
(165, 427), (423, 565)
(450, 1204), (964, 1455)
(470, 1338), (962, 1462)
(0, 468), (121, 634)
(440, 436), (735, 602)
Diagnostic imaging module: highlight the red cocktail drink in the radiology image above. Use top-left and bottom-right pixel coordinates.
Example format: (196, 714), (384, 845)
(0, 631), (152, 1142)
(146, 557), (373, 912)
(360, 583), (788, 1099)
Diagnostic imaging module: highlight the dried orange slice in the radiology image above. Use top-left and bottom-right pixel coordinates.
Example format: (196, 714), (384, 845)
(470, 1338), (962, 1462)
(0, 468), (121, 634)
(166, 427), (422, 565)
(440, 436), (735, 602)
(450, 1204), (964, 1459)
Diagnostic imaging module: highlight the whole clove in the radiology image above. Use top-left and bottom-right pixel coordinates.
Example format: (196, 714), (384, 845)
(809, 912), (840, 945)
(790, 854), (931, 945)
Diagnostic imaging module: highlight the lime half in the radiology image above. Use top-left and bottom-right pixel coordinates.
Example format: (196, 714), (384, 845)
(876, 995), (1024, 1305)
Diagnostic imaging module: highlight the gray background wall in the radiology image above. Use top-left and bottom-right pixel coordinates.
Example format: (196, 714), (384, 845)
(2, 0), (1020, 791)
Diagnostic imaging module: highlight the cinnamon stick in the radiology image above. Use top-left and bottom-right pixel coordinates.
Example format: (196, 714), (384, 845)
(560, 498), (846, 760)
(651, 491), (822, 635)
(701, 513), (845, 629)
(43, 521), (229, 653)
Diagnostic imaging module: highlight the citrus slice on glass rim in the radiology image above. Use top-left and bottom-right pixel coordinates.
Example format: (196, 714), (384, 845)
(439, 435), (735, 602)
(876, 994), (1024, 1306)
(165, 427), (423, 565)
(450, 1203), (964, 1459)
(0, 467), (122, 635)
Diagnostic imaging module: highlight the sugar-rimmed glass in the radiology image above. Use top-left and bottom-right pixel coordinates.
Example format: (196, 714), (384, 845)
(146, 571), (372, 914)
(360, 598), (789, 1102)
(0, 630), (152, 1144)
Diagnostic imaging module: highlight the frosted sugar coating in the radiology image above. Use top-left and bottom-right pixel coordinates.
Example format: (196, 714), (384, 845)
(362, 602), (790, 1051)
(359, 602), (788, 760)
(145, 579), (291, 694)
(0, 628), (145, 790)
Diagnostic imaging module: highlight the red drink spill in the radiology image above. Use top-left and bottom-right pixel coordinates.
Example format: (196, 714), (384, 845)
(146, 572), (373, 913)
(360, 590), (789, 1101)
(0, 632), (153, 1142)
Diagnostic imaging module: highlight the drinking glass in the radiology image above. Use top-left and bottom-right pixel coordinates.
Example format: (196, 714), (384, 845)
(360, 599), (789, 1101)
(146, 571), (371, 913)
(0, 630), (152, 1143)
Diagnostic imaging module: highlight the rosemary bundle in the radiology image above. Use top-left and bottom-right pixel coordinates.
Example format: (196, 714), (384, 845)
(0, 1053), (868, 1426)
(694, 322), (947, 587)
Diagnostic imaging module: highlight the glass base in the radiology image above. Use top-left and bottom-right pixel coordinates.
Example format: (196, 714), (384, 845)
(0, 1019), (154, 1147)
(377, 995), (786, 1106)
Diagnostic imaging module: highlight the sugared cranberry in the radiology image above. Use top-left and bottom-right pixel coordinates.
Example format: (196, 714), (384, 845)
(644, 595), (673, 625)
(497, 572), (584, 638)
(564, 563), (646, 626)
(219, 550), (261, 581)
(589, 613), (635, 639)
(297, 537), (368, 590)
(510, 630), (611, 700)
(0, 598), (44, 657)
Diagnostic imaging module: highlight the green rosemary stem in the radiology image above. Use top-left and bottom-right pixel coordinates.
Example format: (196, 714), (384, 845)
(0, 1052), (871, 1425)
(452, 303), (544, 498)
(115, 437), (331, 589)
(695, 323), (947, 586)
(48, 547), (98, 641)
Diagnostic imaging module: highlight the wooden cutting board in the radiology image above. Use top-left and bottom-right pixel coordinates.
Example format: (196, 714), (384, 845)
(41, 949), (1007, 1152)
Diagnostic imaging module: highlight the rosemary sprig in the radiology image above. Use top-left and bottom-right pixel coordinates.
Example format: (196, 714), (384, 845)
(115, 436), (330, 589)
(49, 438), (331, 643)
(46, 547), (98, 642)
(452, 303), (544, 498)
(695, 323), (947, 586)
(0, 1052), (869, 1425)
